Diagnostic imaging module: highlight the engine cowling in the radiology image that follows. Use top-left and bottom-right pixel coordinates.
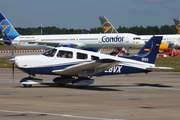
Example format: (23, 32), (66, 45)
(159, 43), (172, 51)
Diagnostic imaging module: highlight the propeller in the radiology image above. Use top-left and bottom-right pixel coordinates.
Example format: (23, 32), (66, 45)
(11, 42), (14, 58)
(6, 57), (15, 82)
(9, 38), (15, 82)
(3, 32), (15, 82)
(12, 63), (15, 82)
(11, 44), (15, 82)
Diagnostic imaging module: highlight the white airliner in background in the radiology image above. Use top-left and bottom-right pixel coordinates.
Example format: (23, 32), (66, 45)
(138, 34), (180, 48)
(99, 16), (180, 50)
(0, 13), (144, 50)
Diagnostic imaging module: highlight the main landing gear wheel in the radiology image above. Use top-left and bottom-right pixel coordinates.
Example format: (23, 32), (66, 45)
(23, 84), (32, 87)
(53, 76), (75, 87)
(72, 77), (94, 87)
(57, 83), (66, 87)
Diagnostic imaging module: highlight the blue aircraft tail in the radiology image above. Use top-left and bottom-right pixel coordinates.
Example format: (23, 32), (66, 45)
(0, 13), (20, 45)
(123, 36), (163, 64)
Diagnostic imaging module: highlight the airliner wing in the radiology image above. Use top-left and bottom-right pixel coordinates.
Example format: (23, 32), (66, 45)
(28, 41), (80, 48)
(52, 59), (120, 76)
(0, 39), (11, 42)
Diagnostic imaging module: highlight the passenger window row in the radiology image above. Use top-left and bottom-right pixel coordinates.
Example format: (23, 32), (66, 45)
(43, 49), (99, 60)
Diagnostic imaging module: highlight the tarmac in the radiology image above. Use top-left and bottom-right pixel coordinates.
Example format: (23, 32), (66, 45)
(0, 68), (180, 120)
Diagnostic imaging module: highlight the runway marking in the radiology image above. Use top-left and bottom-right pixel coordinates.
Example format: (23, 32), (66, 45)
(0, 110), (125, 120)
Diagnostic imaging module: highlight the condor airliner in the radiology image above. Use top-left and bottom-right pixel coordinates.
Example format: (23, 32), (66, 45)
(99, 16), (180, 50)
(0, 13), (144, 50)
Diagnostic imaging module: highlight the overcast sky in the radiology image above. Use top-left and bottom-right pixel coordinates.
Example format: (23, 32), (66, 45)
(0, 0), (180, 30)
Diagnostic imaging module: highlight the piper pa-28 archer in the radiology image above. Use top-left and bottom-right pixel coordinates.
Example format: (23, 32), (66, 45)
(7, 36), (172, 87)
(0, 13), (144, 51)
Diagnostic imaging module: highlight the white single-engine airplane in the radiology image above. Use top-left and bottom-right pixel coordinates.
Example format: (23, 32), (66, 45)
(7, 36), (172, 87)
(0, 13), (144, 51)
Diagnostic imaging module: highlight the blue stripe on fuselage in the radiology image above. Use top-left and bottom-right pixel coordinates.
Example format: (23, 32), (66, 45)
(18, 64), (151, 76)
(94, 65), (151, 76)
(17, 63), (77, 75)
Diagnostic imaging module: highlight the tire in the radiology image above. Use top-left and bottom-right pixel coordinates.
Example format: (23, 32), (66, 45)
(57, 84), (66, 87)
(23, 84), (32, 87)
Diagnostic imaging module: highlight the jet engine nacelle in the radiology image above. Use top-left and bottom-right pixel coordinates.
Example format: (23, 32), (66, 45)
(59, 43), (86, 49)
(75, 43), (86, 48)
(159, 43), (172, 51)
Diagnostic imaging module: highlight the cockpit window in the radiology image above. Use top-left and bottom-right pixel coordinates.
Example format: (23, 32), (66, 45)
(57, 50), (73, 58)
(42, 49), (57, 57)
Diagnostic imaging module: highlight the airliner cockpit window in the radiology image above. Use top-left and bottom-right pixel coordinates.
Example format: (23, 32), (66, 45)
(57, 50), (73, 58)
(133, 37), (141, 40)
(42, 49), (57, 57)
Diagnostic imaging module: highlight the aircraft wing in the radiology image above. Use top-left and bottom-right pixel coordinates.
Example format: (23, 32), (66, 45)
(0, 39), (11, 42)
(28, 41), (82, 48)
(52, 59), (120, 76)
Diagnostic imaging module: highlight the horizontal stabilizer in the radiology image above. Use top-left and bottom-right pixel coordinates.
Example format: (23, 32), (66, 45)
(146, 67), (173, 70)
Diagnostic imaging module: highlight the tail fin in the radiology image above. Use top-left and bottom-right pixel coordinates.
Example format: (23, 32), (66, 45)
(173, 18), (180, 34)
(127, 36), (163, 64)
(99, 16), (118, 33)
(0, 13), (20, 44)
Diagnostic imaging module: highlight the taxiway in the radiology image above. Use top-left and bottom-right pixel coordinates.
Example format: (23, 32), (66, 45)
(0, 68), (180, 120)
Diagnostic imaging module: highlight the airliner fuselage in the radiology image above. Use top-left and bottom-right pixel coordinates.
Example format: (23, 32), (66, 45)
(11, 33), (144, 49)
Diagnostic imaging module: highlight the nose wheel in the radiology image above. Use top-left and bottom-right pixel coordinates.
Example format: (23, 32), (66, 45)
(20, 77), (43, 87)
(23, 84), (32, 87)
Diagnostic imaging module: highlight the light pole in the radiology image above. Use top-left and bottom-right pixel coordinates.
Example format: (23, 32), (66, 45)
(40, 20), (43, 35)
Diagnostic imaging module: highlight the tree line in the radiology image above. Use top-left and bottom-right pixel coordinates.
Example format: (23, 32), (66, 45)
(0, 24), (177, 38)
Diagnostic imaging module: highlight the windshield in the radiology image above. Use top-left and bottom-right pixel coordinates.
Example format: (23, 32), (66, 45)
(133, 37), (141, 40)
(42, 48), (57, 57)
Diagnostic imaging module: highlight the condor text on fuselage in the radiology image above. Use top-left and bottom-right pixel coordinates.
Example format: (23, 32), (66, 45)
(101, 35), (124, 43)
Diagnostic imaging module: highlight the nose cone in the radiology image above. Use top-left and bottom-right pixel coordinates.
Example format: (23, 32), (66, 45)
(139, 40), (145, 45)
(6, 57), (15, 64)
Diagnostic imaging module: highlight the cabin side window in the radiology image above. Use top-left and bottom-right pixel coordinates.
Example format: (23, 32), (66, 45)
(91, 55), (99, 60)
(57, 50), (73, 58)
(77, 52), (87, 59)
(42, 49), (57, 57)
